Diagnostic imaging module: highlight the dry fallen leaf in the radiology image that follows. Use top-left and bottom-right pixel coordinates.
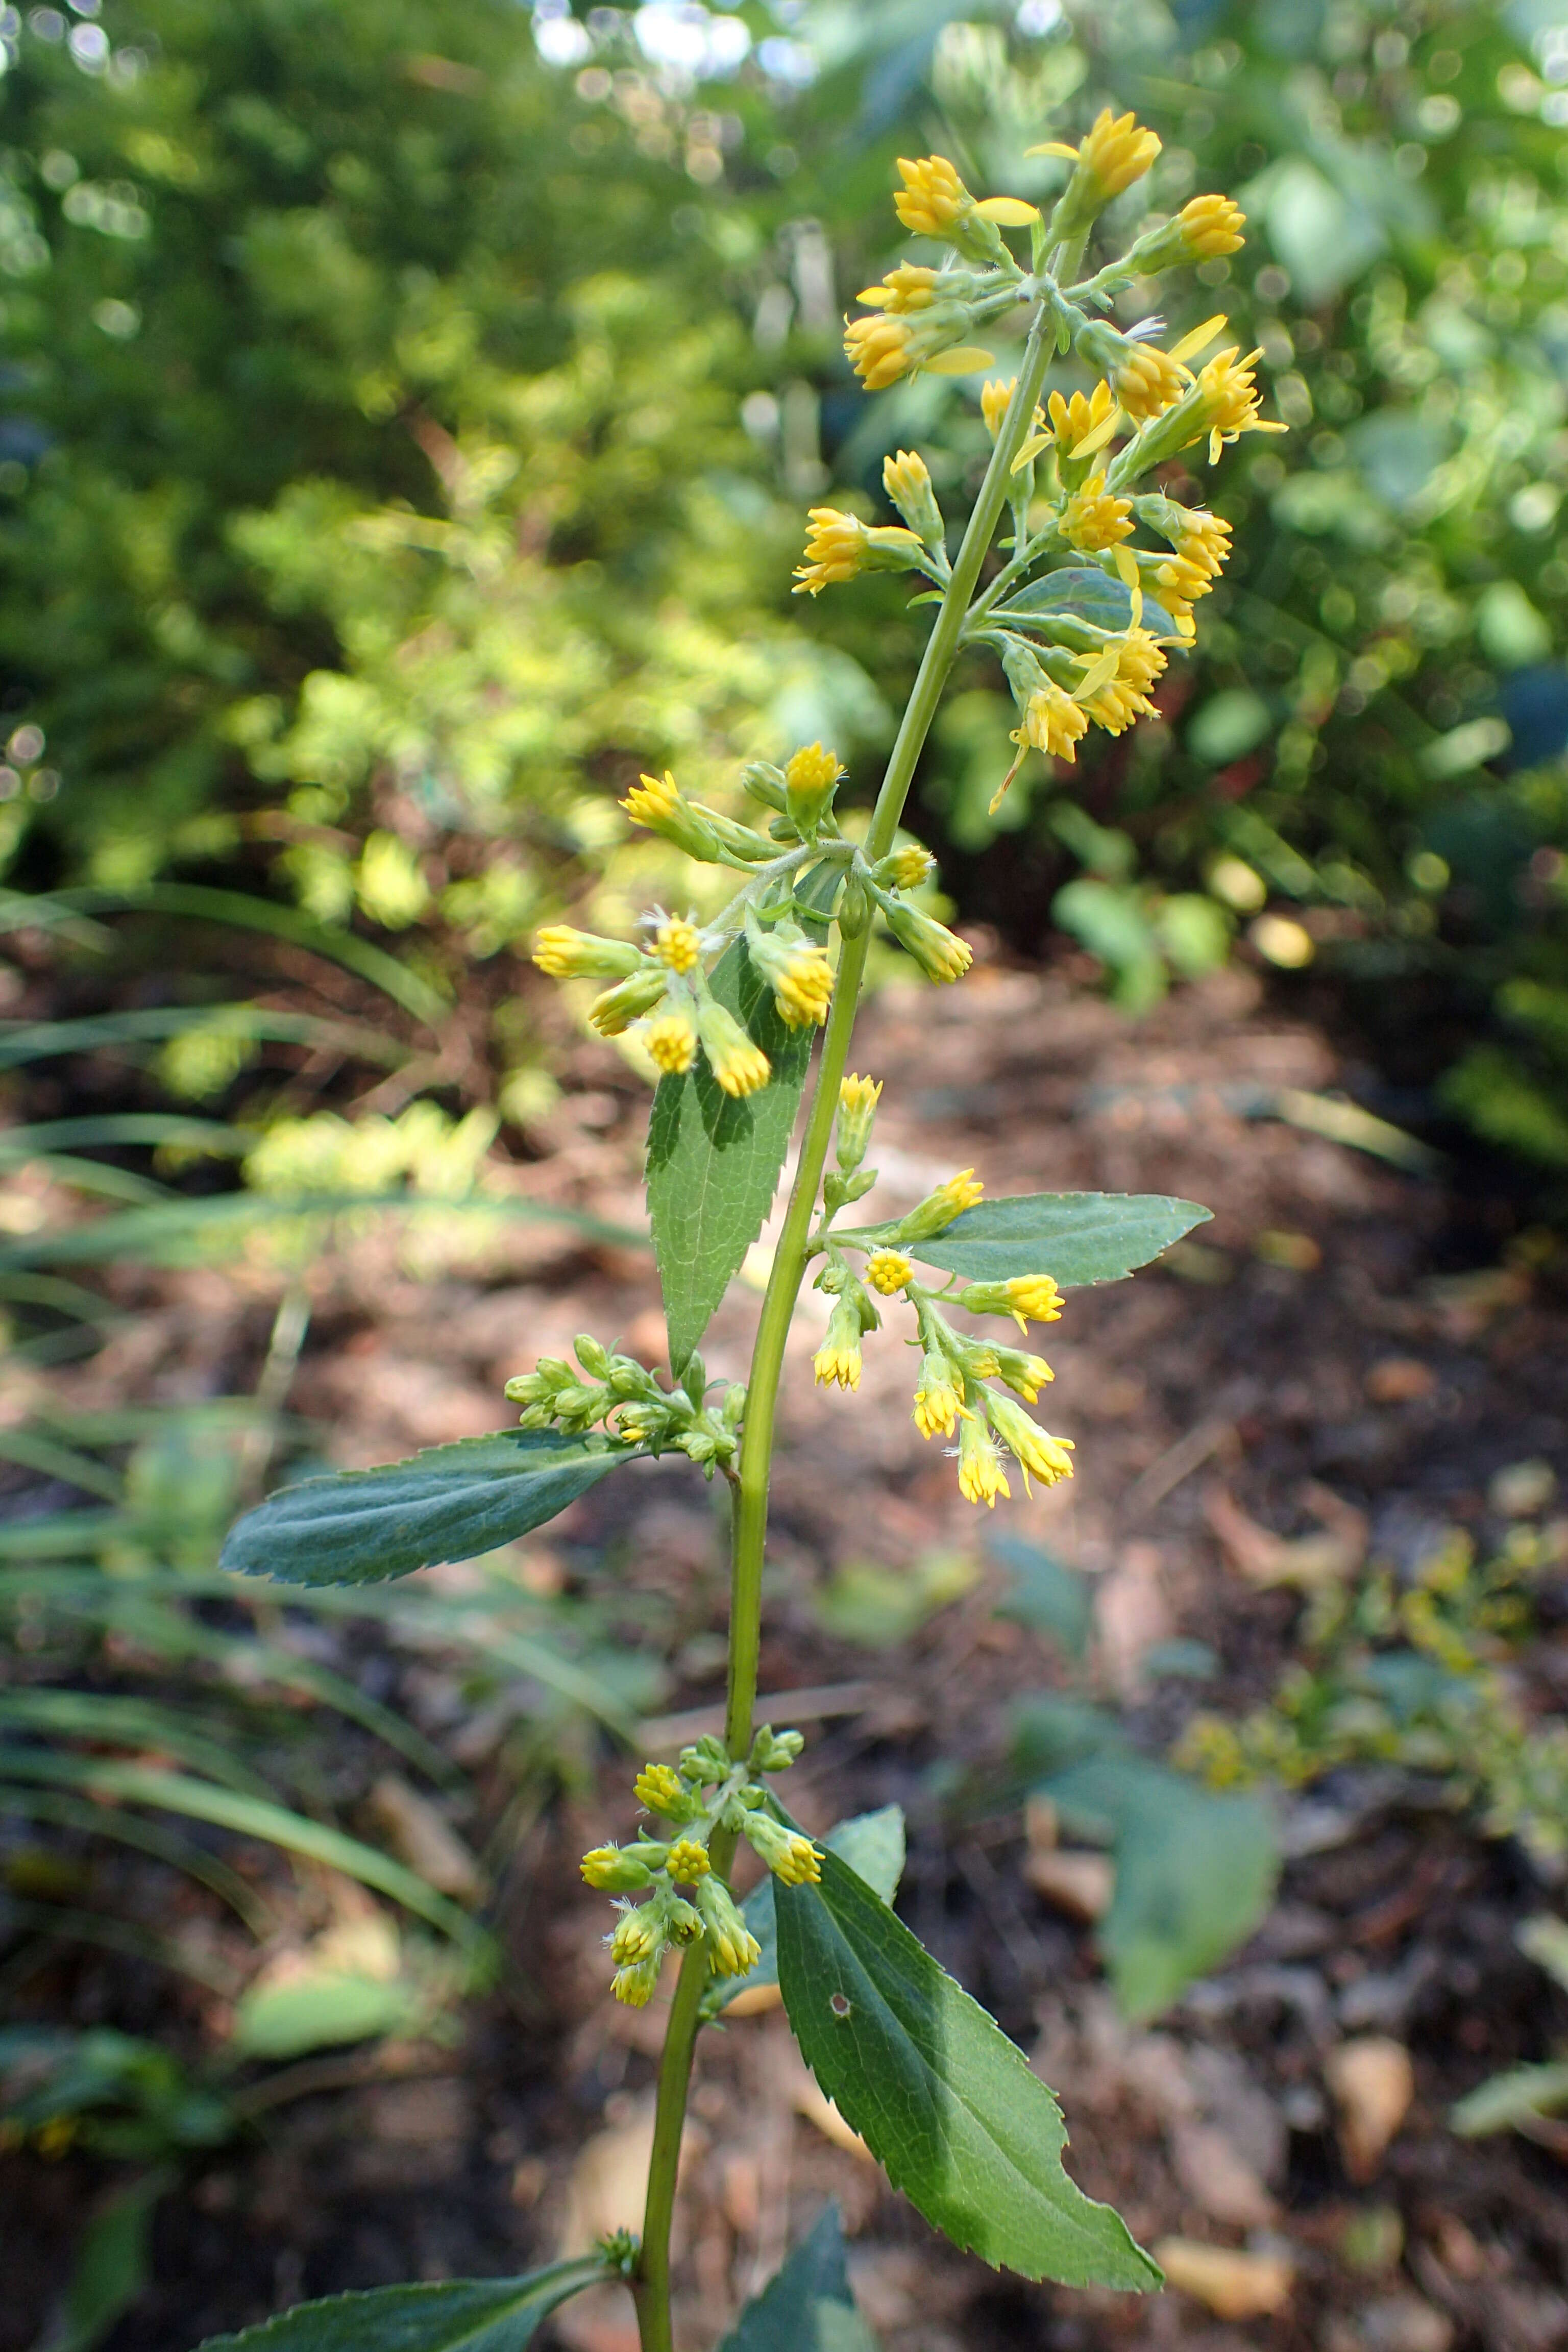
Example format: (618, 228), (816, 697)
(1153, 2238), (1294, 2319)
(366, 1773), (484, 1901)
(1023, 1848), (1115, 1923)
(1168, 2119), (1279, 2230)
(1205, 1479), (1367, 1588)
(1365, 1356), (1437, 1405)
(1327, 2035), (1414, 2182)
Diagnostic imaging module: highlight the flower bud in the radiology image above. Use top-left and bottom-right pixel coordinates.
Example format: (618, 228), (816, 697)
(574, 1335), (612, 1378)
(745, 910), (834, 1028)
(751, 1726), (804, 1772)
(837, 874), (871, 939)
(680, 1352), (708, 1408)
(743, 1811), (822, 1885)
(1137, 192), (1245, 268)
(879, 894), (973, 985)
(621, 770), (726, 861)
(983, 1388), (1075, 1489)
(695, 999), (771, 1098)
(532, 926), (645, 982)
(665, 1837), (712, 1883)
(882, 449), (945, 545)
(610, 1906), (664, 1966)
(836, 1073), (883, 1171)
(956, 1410), (1012, 1507)
(694, 1876), (762, 1977)
(641, 1011), (699, 1076)
(893, 1168), (984, 1244)
(912, 1351), (961, 1440)
(872, 842), (936, 892)
(782, 741), (845, 833)
(634, 1762), (701, 1822)
(678, 1735), (730, 1784)
(824, 1168), (877, 1214)
(793, 509), (925, 595)
(813, 1295), (866, 1393)
(611, 1953), (664, 2007)
(741, 760), (789, 813)
(958, 1274), (1063, 1327)
(589, 969), (670, 1038)
(580, 1844), (655, 1892)
(865, 1249), (913, 1296)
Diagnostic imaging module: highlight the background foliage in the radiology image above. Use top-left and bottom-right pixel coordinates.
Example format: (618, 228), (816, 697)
(4, 0), (1568, 1185)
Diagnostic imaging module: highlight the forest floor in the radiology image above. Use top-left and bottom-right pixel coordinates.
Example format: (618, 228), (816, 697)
(6, 950), (1568, 2352)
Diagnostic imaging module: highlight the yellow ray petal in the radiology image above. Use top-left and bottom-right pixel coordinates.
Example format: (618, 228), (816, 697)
(974, 195), (1041, 225)
(1009, 430), (1053, 474)
(923, 345), (996, 375)
(1071, 649), (1121, 701)
(1067, 407), (1124, 461)
(1025, 140), (1080, 160)
(1168, 313), (1229, 364)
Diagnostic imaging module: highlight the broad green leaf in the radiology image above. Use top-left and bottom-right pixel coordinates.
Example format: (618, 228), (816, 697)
(718, 2203), (876, 2352)
(989, 1536), (1092, 1659)
(774, 1851), (1159, 2289)
(219, 1431), (631, 1587)
(1031, 1751), (1278, 2022)
(992, 565), (1179, 643)
(895, 1191), (1211, 1288)
(1451, 2061), (1568, 2137)
(191, 2259), (614, 2352)
(646, 866), (838, 1373)
(703, 1806), (905, 2020)
(228, 1970), (425, 2061)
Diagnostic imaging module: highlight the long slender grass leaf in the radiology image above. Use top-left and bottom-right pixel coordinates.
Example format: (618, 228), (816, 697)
(0, 1005), (406, 1072)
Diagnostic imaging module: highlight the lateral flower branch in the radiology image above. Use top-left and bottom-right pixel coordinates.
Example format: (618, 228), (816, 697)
(214, 109), (1266, 2352)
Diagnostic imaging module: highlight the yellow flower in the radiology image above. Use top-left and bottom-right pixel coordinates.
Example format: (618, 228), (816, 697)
(654, 917), (701, 974)
(581, 1844), (654, 1891)
(813, 1297), (864, 1392)
(611, 1955), (663, 2007)
(793, 506), (922, 593)
(772, 1833), (822, 1887)
(881, 841), (936, 891)
(1077, 107), (1162, 198)
(665, 1837), (712, 1883)
(589, 969), (670, 1038)
(696, 1001), (771, 1097)
(1045, 378), (1116, 454)
(1173, 506), (1232, 580)
(991, 1348), (1056, 1403)
(857, 262), (943, 312)
(865, 1249), (913, 1295)
(1175, 192), (1245, 259)
(786, 740), (845, 803)
(696, 1878), (762, 1975)
(937, 1168), (983, 1219)
(1060, 472), (1135, 554)
(985, 1389), (1075, 1489)
(845, 311), (916, 391)
(961, 1274), (1064, 1327)
(882, 896), (973, 984)
(610, 1909), (661, 1966)
(531, 925), (643, 981)
(957, 1412), (1011, 1507)
(1116, 344), (1190, 424)
(634, 1762), (693, 1819)
(836, 1072), (882, 1170)
(1078, 629), (1167, 735)
(882, 448), (943, 542)
(894, 153), (972, 237)
(1015, 679), (1089, 763)
(622, 769), (681, 829)
(913, 1352), (961, 1439)
(769, 937), (835, 1027)
(1191, 345), (1287, 464)
(641, 1012), (698, 1075)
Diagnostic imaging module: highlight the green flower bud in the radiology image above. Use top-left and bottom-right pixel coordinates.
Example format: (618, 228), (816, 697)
(678, 1735), (730, 1785)
(837, 874), (871, 939)
(574, 1335), (611, 1379)
(751, 1726), (805, 1772)
(741, 760), (789, 813)
(580, 1845), (655, 1892)
(878, 893), (973, 986)
(695, 1875), (762, 1977)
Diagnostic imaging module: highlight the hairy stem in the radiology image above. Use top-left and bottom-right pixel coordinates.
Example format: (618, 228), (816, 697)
(632, 303), (1056, 2352)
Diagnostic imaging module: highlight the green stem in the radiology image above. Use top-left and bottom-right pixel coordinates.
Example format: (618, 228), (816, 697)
(632, 302), (1058, 2352)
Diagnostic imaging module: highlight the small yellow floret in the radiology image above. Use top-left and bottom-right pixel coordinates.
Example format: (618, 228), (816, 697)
(654, 917), (702, 974)
(865, 1250), (913, 1296)
(580, 1846), (628, 1890)
(1046, 379), (1116, 453)
(913, 1355), (960, 1440)
(839, 1073), (883, 1119)
(1177, 192), (1246, 258)
(1079, 107), (1162, 198)
(1015, 680), (1089, 764)
(633, 1763), (689, 1819)
(1192, 345), (1287, 464)
(813, 1337), (863, 1391)
(666, 1838), (712, 1883)
(934, 1169), (983, 1221)
(772, 941), (835, 1028)
(795, 507), (868, 593)
(708, 1032), (771, 1098)
(883, 448), (931, 501)
(894, 153), (972, 237)
(845, 311), (914, 391)
(612, 1957), (661, 2007)
(1060, 472), (1134, 554)
(623, 770), (681, 828)
(786, 742), (845, 799)
(642, 1013), (698, 1075)
(532, 925), (585, 978)
(857, 263), (942, 312)
(957, 1415), (1011, 1507)
(610, 1910), (660, 1965)
(1078, 629), (1167, 736)
(1116, 344), (1190, 424)
(1006, 1276), (1063, 1323)
(773, 1834), (822, 1887)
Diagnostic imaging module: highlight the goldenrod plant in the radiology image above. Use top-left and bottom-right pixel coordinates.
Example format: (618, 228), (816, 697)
(212, 121), (1278, 2352)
